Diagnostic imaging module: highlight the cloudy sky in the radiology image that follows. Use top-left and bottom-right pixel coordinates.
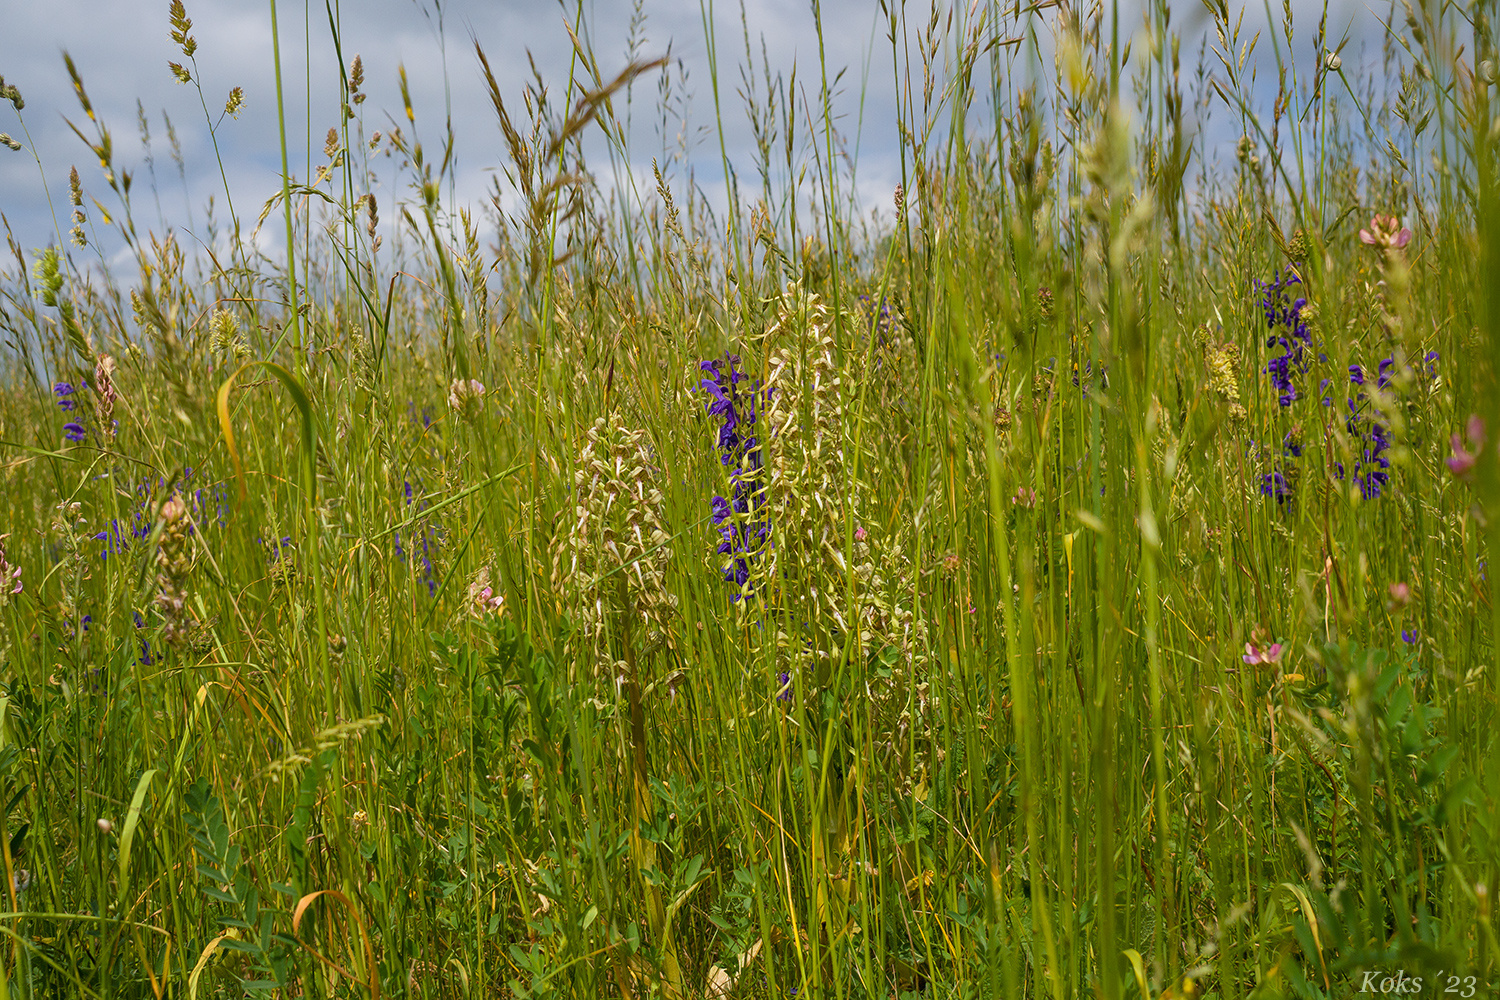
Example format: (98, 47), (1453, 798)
(0, 0), (1389, 268)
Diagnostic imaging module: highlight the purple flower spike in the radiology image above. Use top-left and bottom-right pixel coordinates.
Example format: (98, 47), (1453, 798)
(699, 353), (772, 598)
(1377, 357), (1395, 389)
(1259, 269), (1310, 408)
(1260, 470), (1293, 503)
(776, 671), (793, 702)
(64, 422), (86, 442)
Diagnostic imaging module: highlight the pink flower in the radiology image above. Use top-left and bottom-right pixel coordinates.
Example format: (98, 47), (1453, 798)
(1358, 213), (1412, 252)
(466, 569), (506, 616)
(475, 586), (504, 613)
(1387, 582), (1411, 610)
(1243, 642), (1284, 666)
(448, 378), (485, 411)
(0, 535), (21, 597)
(854, 525), (867, 542)
(1448, 437), (1476, 478)
(1448, 414), (1486, 480)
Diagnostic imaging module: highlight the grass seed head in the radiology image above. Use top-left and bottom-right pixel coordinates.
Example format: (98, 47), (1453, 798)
(168, 0), (196, 58)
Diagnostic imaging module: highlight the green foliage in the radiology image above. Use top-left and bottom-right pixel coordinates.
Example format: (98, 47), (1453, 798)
(0, 0), (1498, 996)
(184, 777), (297, 993)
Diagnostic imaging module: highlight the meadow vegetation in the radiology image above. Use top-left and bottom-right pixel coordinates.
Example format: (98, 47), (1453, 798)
(0, 0), (1497, 996)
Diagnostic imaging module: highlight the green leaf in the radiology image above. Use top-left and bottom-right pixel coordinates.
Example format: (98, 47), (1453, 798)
(216, 359), (317, 504)
(116, 769), (159, 911)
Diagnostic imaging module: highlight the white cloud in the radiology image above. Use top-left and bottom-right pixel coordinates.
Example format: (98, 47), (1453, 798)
(0, 0), (1392, 272)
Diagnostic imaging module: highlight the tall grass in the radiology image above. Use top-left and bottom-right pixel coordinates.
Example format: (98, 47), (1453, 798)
(0, 0), (1496, 997)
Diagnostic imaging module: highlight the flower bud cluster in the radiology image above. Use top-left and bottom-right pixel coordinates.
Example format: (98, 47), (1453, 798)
(1197, 327), (1246, 422)
(0, 535), (21, 603)
(755, 284), (925, 671)
(94, 355), (118, 435)
(447, 378), (485, 415)
(154, 494), (195, 646)
(551, 414), (675, 672)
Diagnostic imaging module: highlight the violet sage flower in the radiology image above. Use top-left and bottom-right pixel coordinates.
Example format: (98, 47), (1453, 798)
(1343, 364), (1393, 498)
(1257, 432), (1303, 505)
(858, 294), (898, 346)
(1258, 270), (1311, 407)
(699, 354), (772, 600)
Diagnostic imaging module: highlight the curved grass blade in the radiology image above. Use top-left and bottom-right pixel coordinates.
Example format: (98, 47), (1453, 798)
(215, 360), (317, 504)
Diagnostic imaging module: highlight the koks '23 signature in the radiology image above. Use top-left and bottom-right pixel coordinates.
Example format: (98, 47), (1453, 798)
(1356, 970), (1482, 996)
